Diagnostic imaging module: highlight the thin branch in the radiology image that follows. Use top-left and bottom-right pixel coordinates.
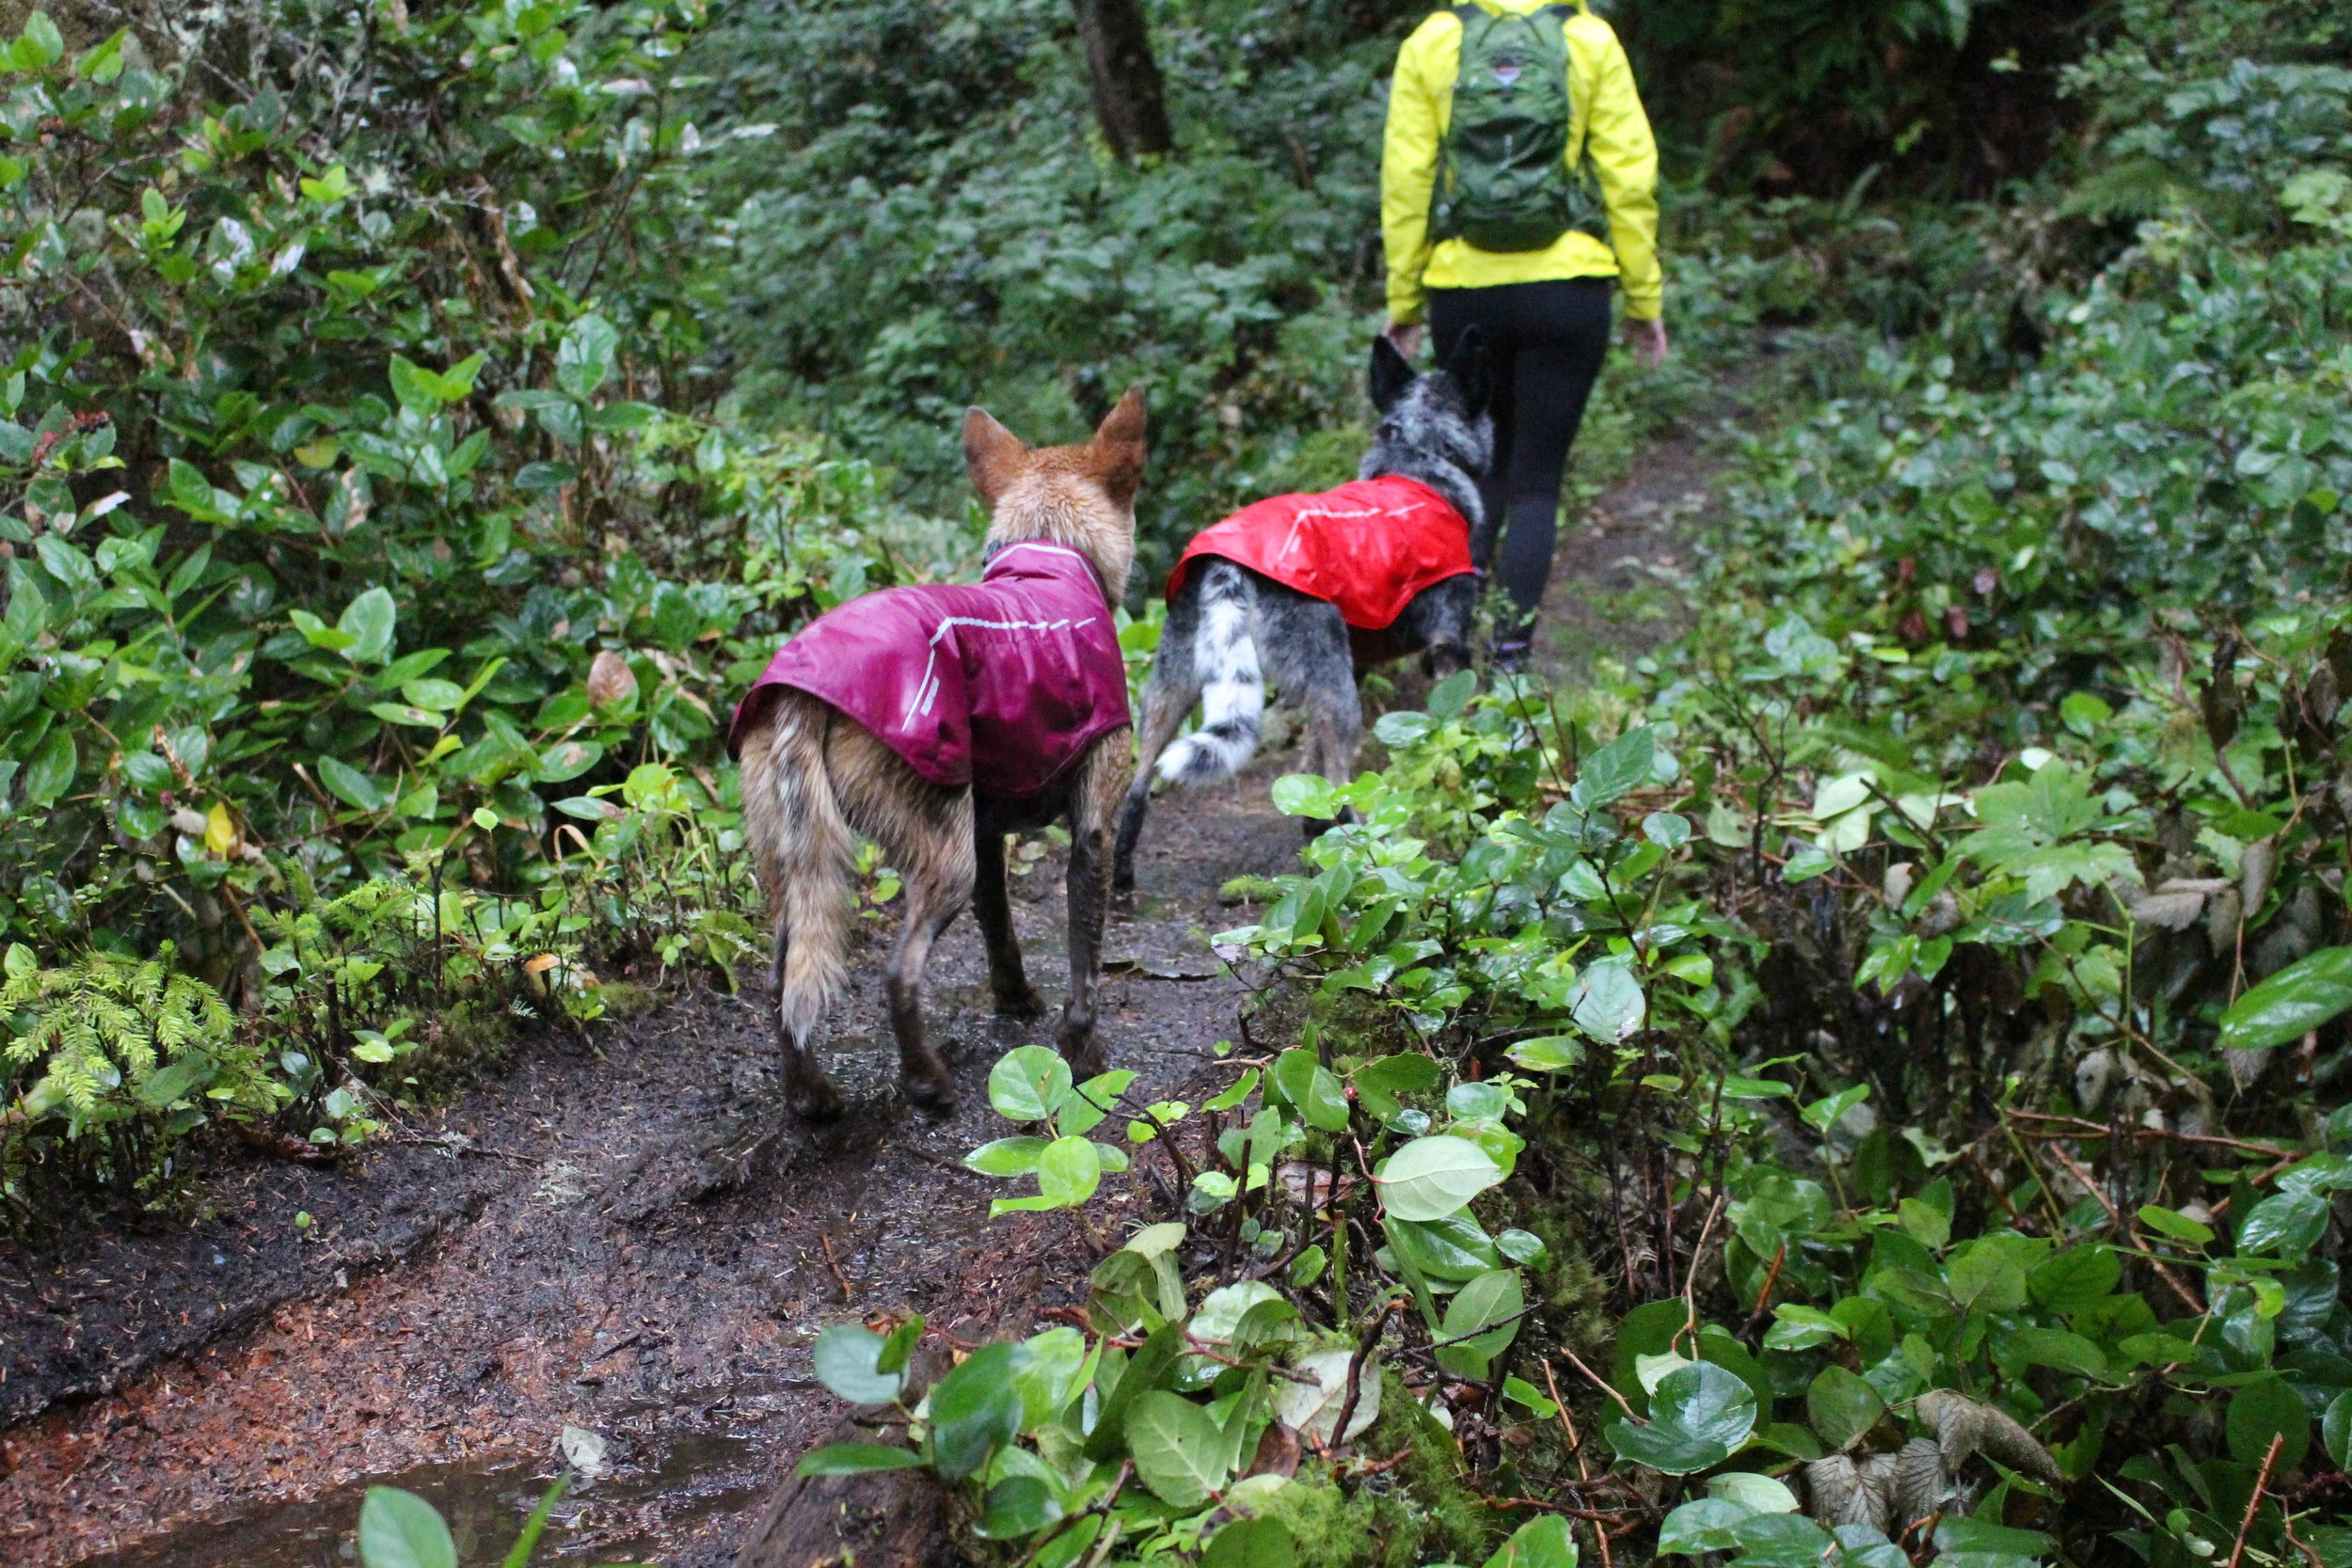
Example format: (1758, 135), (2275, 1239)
(1559, 1347), (1637, 1421)
(2222, 1433), (2285, 1568)
(1332, 1295), (1403, 1446)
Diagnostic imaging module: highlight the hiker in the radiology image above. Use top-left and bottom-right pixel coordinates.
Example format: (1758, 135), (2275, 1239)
(1381, 0), (1666, 670)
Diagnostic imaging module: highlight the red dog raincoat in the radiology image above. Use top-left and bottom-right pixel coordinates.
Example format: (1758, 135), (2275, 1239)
(727, 541), (1131, 802)
(1163, 475), (1474, 630)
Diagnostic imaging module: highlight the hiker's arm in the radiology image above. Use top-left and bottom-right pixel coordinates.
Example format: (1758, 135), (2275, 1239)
(1585, 27), (1662, 326)
(1381, 24), (1445, 332)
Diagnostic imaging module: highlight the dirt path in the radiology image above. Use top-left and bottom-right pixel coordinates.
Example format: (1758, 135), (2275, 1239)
(1534, 405), (1735, 686)
(2, 776), (1301, 1568)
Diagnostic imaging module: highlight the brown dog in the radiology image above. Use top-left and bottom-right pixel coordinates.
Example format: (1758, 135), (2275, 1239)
(732, 391), (1144, 1118)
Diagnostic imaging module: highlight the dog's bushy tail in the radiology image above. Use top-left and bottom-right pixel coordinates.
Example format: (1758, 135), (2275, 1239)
(1156, 562), (1263, 785)
(740, 694), (856, 1046)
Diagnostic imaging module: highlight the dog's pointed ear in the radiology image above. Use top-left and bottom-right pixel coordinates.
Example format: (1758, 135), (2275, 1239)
(1369, 332), (1416, 413)
(1445, 325), (1493, 418)
(1085, 384), (1149, 506)
(963, 405), (1028, 503)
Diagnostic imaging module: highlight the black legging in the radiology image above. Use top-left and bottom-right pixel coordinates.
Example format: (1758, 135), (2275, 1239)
(1427, 277), (1613, 644)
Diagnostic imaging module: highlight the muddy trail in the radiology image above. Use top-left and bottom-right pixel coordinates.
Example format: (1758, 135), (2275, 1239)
(2, 399), (1740, 1568)
(1, 775), (1300, 1568)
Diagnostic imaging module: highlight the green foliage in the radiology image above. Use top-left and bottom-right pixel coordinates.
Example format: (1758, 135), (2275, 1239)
(0, 1), (883, 979)
(0, 842), (648, 1203)
(0, 942), (273, 1189)
(695, 0), (1401, 580)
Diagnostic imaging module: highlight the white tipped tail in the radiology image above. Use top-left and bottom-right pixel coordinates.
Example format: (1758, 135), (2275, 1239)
(1156, 564), (1263, 785)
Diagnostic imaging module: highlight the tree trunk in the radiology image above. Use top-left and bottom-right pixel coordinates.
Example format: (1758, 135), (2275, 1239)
(1071, 0), (1173, 160)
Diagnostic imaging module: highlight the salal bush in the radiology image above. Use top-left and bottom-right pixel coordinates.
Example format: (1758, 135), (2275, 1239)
(782, 694), (1726, 1565)
(783, 638), (2352, 1568)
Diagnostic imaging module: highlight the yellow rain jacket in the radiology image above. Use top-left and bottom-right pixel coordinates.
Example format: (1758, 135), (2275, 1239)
(1382, 0), (1661, 325)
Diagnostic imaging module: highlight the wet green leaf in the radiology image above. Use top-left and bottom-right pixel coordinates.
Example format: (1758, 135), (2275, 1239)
(1375, 1135), (1503, 1221)
(964, 1136), (1049, 1176)
(1201, 1516), (1296, 1568)
(358, 1487), (456, 1568)
(2227, 1374), (2311, 1469)
(1482, 1514), (1577, 1568)
(1126, 1389), (1231, 1508)
(1806, 1365), (1883, 1451)
(1272, 1046), (1349, 1132)
(813, 1323), (902, 1405)
(1575, 726), (1654, 808)
(794, 1442), (924, 1476)
(2219, 947), (2352, 1053)
(2138, 1205), (2215, 1245)
(927, 1340), (1029, 1480)
(2239, 1192), (2328, 1259)
(1604, 1360), (1756, 1474)
(989, 1045), (1073, 1122)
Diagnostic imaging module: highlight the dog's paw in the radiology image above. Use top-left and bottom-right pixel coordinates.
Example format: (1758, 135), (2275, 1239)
(903, 1074), (960, 1119)
(788, 1076), (847, 1123)
(993, 984), (1048, 1021)
(1057, 1030), (1107, 1081)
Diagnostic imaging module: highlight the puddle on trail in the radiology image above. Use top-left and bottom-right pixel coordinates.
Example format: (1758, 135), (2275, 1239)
(71, 1433), (767, 1568)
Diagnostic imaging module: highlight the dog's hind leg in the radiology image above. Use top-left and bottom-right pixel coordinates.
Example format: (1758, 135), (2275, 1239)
(1059, 730), (1130, 1079)
(1299, 680), (1363, 835)
(1263, 596), (1361, 836)
(741, 696), (854, 1121)
(1113, 648), (1202, 892)
(975, 828), (1044, 1018)
(873, 786), (975, 1118)
(884, 848), (970, 1117)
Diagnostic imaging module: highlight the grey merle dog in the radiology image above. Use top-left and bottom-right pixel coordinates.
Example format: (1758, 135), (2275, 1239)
(1113, 329), (1494, 891)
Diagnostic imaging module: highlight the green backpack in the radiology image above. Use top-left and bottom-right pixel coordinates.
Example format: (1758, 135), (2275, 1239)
(1428, 2), (1609, 253)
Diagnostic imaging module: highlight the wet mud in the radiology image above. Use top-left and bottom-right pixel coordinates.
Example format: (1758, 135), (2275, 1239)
(2, 772), (1301, 1568)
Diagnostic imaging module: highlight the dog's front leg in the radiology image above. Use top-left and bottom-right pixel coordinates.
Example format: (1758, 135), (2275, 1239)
(1057, 735), (1128, 1078)
(974, 826), (1045, 1018)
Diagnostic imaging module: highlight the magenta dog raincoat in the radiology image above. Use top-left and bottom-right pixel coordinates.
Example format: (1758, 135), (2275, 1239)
(727, 541), (1131, 801)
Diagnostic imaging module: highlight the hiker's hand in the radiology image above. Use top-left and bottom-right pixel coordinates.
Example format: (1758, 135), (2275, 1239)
(1622, 315), (1669, 369)
(1383, 321), (1424, 360)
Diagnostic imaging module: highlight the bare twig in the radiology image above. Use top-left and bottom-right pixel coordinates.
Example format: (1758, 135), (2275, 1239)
(1333, 1295), (1403, 1447)
(229, 1120), (338, 1164)
(2036, 1136), (2204, 1314)
(2008, 1110), (2293, 1162)
(818, 1229), (854, 1302)
(2223, 1433), (2286, 1568)
(1739, 1241), (1788, 1338)
(1542, 1355), (1612, 1568)
(1560, 1348), (1638, 1421)
(1678, 1193), (1727, 1340)
(389, 1132), (543, 1165)
(1398, 1304), (1545, 1356)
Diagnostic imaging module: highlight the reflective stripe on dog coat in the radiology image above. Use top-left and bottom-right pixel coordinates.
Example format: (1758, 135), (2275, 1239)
(1163, 475), (1475, 631)
(727, 541), (1131, 801)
